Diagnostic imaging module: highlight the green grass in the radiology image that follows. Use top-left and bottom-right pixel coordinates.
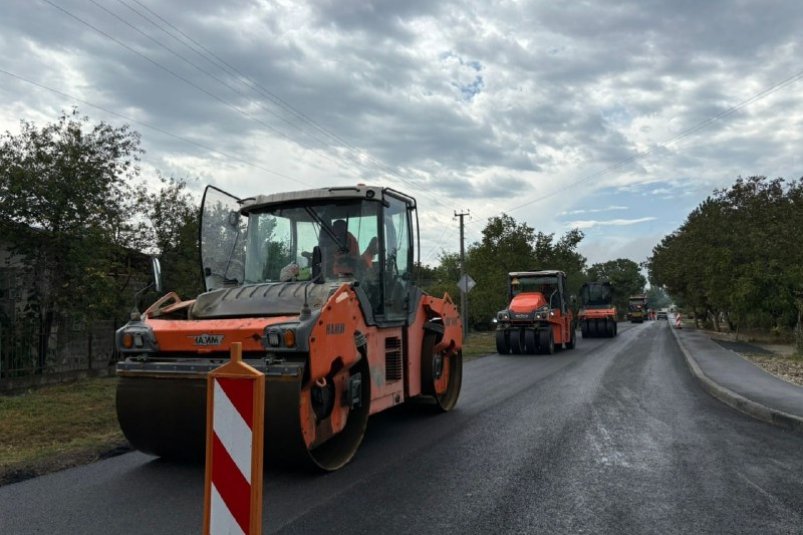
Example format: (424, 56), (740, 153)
(0, 377), (124, 481)
(0, 337), (497, 484)
(462, 331), (497, 361)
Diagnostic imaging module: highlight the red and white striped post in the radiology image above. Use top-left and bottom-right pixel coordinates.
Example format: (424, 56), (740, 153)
(203, 342), (265, 535)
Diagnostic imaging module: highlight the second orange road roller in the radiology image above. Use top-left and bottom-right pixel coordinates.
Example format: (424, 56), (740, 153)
(577, 281), (618, 338)
(494, 270), (576, 355)
(115, 185), (462, 471)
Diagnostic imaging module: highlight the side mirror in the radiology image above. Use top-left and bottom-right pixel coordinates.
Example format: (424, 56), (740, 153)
(151, 257), (163, 293)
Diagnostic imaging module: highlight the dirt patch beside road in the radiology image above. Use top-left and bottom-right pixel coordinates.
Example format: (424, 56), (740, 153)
(703, 330), (802, 388)
(742, 354), (803, 387)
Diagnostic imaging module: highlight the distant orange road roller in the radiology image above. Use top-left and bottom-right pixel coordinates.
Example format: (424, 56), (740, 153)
(577, 281), (618, 338)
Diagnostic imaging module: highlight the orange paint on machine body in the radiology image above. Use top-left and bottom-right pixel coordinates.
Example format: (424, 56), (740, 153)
(577, 281), (618, 338)
(495, 271), (576, 355)
(115, 185), (462, 471)
(508, 293), (548, 314)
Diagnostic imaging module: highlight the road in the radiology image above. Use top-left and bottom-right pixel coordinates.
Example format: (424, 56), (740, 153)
(2, 321), (802, 534)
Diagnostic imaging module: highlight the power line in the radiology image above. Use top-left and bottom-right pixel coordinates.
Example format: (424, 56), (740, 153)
(120, 0), (457, 216)
(68, 0), (456, 233)
(107, 0), (368, 164)
(502, 66), (803, 215)
(0, 68), (312, 186)
(44, 0), (362, 178)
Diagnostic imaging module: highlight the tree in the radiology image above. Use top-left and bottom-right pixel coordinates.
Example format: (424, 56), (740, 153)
(586, 259), (646, 317)
(538, 228), (587, 296)
(0, 109), (144, 371)
(648, 175), (803, 336)
(463, 214), (586, 328)
(465, 214), (539, 327)
(140, 176), (203, 299)
(417, 252), (461, 300)
(646, 286), (672, 310)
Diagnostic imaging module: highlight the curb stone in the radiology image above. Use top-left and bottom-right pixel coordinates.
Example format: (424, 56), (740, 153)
(669, 325), (803, 434)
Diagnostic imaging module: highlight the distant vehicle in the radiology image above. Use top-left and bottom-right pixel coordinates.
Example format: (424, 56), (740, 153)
(656, 309), (668, 320)
(627, 294), (648, 323)
(577, 281), (617, 337)
(495, 270), (576, 355)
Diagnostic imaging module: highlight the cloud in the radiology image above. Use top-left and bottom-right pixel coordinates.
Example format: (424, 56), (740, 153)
(560, 205), (628, 216)
(567, 217), (657, 230)
(1, 0), (802, 265)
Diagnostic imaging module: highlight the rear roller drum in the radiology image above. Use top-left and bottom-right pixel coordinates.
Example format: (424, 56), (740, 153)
(273, 359), (371, 472)
(422, 333), (463, 412)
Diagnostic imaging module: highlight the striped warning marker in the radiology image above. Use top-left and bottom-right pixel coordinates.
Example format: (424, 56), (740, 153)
(203, 342), (265, 535)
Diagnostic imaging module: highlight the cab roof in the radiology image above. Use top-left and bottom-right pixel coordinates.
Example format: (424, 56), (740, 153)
(508, 270), (565, 278)
(239, 185), (415, 214)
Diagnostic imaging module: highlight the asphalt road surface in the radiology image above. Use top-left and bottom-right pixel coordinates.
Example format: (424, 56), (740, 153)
(2, 321), (802, 534)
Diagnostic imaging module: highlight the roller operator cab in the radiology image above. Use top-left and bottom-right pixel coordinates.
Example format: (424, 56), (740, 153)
(115, 185), (463, 471)
(494, 270), (576, 355)
(577, 281), (618, 338)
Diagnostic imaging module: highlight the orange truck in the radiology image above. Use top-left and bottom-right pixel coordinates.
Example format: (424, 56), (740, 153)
(577, 281), (618, 337)
(494, 270), (576, 355)
(115, 185), (462, 471)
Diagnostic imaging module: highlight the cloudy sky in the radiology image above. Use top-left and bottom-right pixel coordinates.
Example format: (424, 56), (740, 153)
(1, 0), (802, 268)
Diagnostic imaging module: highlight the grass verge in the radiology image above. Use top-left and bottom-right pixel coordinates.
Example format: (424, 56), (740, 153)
(0, 377), (127, 486)
(0, 335), (498, 486)
(462, 331), (497, 361)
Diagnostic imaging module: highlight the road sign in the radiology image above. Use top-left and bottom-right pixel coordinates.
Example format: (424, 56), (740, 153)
(458, 274), (476, 293)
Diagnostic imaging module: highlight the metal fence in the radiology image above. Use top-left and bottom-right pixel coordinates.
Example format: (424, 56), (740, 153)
(0, 316), (118, 387)
(0, 318), (40, 378)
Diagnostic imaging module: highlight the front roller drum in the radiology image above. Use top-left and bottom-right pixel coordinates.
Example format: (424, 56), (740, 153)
(524, 328), (538, 354)
(495, 329), (509, 355)
(116, 361), (370, 472)
(116, 375), (207, 461)
(509, 328), (524, 354)
(538, 328), (555, 355)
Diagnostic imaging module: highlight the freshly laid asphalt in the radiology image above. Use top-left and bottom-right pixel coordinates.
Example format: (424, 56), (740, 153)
(671, 318), (803, 432)
(1, 321), (802, 534)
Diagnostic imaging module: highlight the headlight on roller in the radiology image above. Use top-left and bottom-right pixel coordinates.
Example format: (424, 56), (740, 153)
(265, 329), (281, 347)
(115, 320), (159, 353)
(263, 325), (299, 349)
(283, 329), (296, 348)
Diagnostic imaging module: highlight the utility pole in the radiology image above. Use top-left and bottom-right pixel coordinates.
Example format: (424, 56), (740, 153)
(455, 210), (470, 338)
